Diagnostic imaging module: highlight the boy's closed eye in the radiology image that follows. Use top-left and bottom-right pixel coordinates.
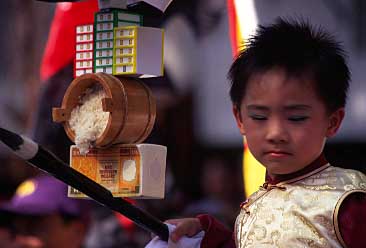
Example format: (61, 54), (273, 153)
(287, 116), (309, 122)
(248, 114), (268, 121)
(247, 114), (309, 122)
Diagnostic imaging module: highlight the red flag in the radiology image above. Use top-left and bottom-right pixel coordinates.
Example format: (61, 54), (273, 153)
(40, 0), (98, 81)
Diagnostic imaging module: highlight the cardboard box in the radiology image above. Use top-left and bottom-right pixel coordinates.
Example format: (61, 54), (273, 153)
(68, 144), (167, 199)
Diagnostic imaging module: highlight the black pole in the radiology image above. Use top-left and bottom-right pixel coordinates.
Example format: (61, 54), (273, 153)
(0, 127), (169, 241)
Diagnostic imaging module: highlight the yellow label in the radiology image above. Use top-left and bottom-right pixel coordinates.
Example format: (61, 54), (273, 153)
(69, 146), (140, 198)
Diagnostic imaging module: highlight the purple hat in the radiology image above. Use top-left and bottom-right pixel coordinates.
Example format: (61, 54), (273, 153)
(0, 176), (87, 217)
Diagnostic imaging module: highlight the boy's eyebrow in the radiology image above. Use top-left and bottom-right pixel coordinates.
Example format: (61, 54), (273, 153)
(284, 104), (312, 110)
(246, 104), (312, 110)
(246, 105), (269, 111)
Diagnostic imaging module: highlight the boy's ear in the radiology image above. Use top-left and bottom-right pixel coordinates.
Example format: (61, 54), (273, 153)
(326, 108), (345, 137)
(233, 105), (246, 135)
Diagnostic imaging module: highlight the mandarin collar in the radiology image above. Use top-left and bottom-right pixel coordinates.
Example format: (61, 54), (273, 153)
(265, 154), (328, 185)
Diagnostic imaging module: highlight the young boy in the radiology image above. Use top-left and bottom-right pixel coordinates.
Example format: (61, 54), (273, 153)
(165, 18), (366, 248)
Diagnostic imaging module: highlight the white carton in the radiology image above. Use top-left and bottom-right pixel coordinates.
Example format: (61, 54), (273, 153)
(68, 144), (167, 199)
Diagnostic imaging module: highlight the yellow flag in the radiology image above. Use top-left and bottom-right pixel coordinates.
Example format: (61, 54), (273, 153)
(243, 140), (266, 196)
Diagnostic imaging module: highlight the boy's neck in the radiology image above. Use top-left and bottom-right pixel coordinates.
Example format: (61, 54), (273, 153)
(265, 154), (328, 184)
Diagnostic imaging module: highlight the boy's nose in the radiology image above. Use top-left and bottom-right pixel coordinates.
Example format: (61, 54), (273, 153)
(265, 119), (288, 143)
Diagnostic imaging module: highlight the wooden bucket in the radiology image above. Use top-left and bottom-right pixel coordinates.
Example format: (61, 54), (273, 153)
(52, 73), (156, 147)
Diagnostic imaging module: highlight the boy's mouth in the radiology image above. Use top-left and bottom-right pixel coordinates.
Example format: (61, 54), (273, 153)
(264, 150), (292, 158)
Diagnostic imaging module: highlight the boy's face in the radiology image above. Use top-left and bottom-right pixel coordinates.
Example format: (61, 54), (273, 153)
(233, 68), (344, 177)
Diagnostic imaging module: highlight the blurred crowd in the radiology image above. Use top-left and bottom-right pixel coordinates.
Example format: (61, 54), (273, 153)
(0, 1), (244, 247)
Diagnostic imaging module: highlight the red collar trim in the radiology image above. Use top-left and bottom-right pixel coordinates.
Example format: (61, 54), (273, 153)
(265, 154), (328, 185)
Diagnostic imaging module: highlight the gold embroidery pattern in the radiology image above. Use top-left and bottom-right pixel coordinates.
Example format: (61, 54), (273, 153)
(235, 165), (366, 248)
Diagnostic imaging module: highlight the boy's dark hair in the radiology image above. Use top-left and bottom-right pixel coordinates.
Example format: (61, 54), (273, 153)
(228, 17), (350, 113)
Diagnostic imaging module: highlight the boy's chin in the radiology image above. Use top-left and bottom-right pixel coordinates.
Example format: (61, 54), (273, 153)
(265, 163), (303, 177)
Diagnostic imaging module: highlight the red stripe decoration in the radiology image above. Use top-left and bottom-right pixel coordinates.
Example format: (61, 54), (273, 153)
(227, 0), (239, 57)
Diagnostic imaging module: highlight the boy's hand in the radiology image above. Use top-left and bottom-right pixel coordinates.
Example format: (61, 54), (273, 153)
(166, 218), (203, 243)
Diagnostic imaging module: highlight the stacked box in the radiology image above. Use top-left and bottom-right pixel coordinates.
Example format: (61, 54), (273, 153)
(74, 24), (94, 78)
(68, 144), (167, 199)
(113, 26), (164, 77)
(94, 10), (143, 74)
